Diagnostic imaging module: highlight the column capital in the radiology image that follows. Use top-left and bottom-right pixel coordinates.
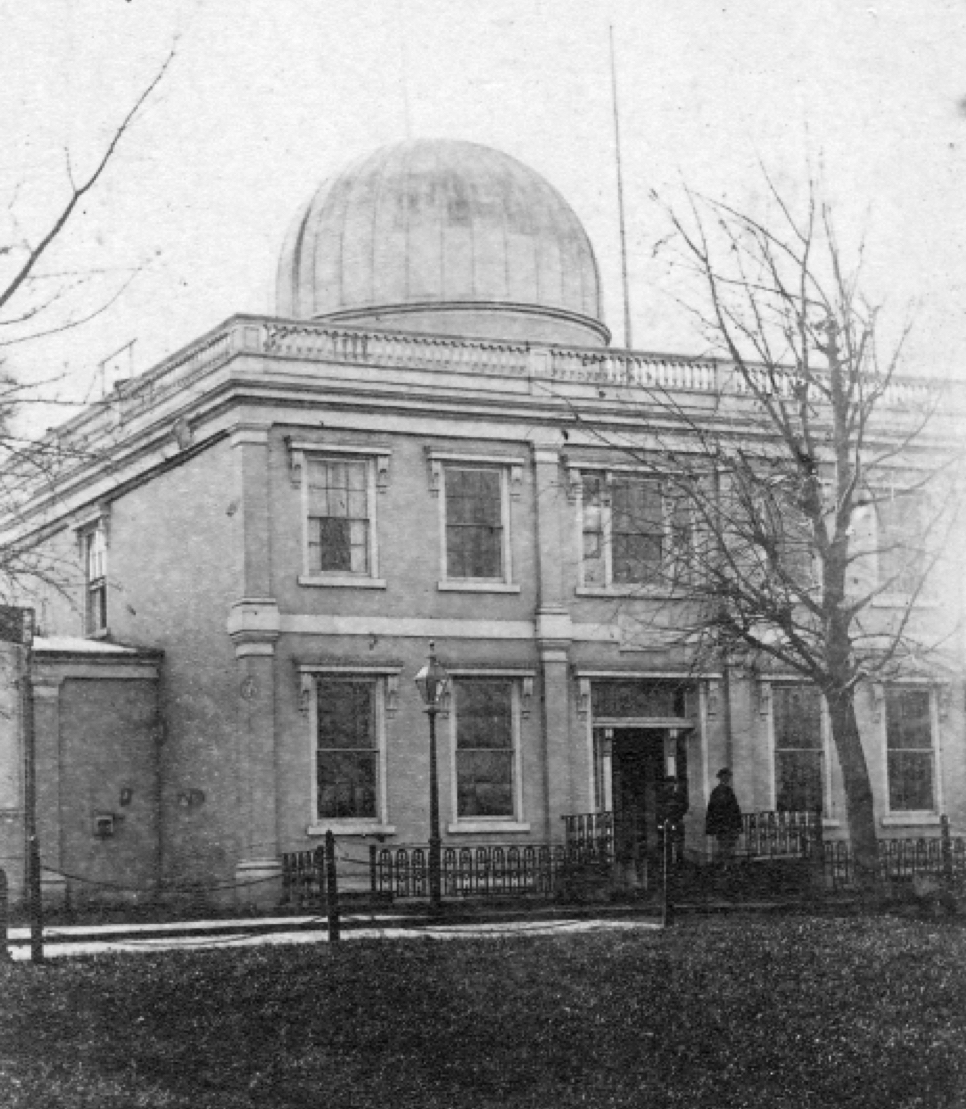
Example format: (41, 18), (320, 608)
(229, 421), (271, 448)
(535, 609), (573, 648)
(227, 598), (281, 656)
(31, 679), (64, 702)
(531, 442), (563, 466)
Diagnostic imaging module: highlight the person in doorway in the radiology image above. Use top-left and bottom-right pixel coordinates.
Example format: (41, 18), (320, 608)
(705, 768), (743, 876)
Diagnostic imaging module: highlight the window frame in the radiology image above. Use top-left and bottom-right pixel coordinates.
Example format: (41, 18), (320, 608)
(78, 518), (109, 638)
(872, 486), (935, 605)
(290, 442), (390, 589)
(429, 452), (523, 593)
(766, 681), (833, 817)
(572, 467), (693, 595)
(881, 685), (941, 822)
(446, 670), (531, 834)
(301, 666), (398, 836)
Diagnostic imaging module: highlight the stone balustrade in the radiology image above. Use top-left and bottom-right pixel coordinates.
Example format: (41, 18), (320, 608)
(46, 314), (949, 455)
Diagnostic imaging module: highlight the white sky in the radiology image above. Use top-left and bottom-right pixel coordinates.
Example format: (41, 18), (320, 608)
(2, 0), (966, 430)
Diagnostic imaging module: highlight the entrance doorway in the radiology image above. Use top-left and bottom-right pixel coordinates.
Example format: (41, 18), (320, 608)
(596, 727), (690, 883)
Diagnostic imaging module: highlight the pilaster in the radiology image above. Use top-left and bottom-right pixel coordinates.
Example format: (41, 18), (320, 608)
(32, 677), (67, 906)
(231, 421), (273, 599)
(227, 600), (283, 907)
(531, 442), (581, 838)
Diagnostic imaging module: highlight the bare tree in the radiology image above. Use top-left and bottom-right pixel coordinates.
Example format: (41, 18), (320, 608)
(0, 49), (176, 606)
(571, 181), (962, 886)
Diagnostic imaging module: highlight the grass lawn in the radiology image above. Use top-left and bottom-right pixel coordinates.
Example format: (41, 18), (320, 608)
(2, 915), (965, 1108)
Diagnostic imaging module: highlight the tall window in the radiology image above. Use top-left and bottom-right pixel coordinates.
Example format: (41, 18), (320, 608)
(612, 478), (664, 583)
(445, 466), (504, 580)
(773, 684), (824, 811)
(315, 678), (378, 820)
(83, 524), (107, 636)
(757, 486), (814, 587)
(453, 678), (516, 818)
(885, 689), (935, 812)
(876, 493), (924, 595)
(580, 473), (691, 589)
(307, 458), (371, 575)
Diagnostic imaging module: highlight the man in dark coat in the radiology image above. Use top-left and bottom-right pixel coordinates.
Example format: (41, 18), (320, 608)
(705, 768), (742, 865)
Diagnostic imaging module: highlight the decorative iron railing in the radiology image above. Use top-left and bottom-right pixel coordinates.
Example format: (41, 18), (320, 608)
(563, 809), (822, 861)
(740, 810), (822, 858)
(822, 830), (966, 892)
(281, 848), (324, 909)
(370, 844), (573, 900)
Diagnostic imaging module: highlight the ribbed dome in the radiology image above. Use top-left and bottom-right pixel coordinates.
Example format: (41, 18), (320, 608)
(277, 139), (608, 346)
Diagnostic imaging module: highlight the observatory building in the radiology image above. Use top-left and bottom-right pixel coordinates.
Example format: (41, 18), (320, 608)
(3, 139), (963, 906)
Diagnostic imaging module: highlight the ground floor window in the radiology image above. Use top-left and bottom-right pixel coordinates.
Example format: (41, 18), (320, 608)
(885, 688), (936, 812)
(772, 684), (825, 812)
(451, 677), (519, 819)
(315, 677), (379, 820)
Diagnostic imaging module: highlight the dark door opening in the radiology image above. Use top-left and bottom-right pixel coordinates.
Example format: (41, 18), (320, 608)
(611, 728), (690, 880)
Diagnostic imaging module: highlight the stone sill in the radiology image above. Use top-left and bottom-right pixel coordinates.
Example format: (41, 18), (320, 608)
(306, 823), (396, 837)
(880, 814), (941, 827)
(298, 576), (387, 589)
(872, 594), (938, 609)
(437, 581), (520, 593)
(446, 821), (531, 834)
(575, 587), (686, 600)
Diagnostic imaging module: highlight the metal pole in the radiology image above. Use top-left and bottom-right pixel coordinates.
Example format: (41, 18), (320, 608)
(325, 830), (340, 944)
(661, 820), (674, 928)
(428, 705), (442, 914)
(21, 619), (42, 964)
(0, 868), (8, 960)
(941, 814), (953, 891)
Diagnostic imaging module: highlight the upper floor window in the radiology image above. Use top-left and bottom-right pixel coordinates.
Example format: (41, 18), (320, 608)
(876, 492), (925, 596)
(82, 524), (108, 636)
(308, 458), (371, 575)
(772, 684), (825, 812)
(429, 453), (522, 592)
(446, 466), (504, 579)
(289, 443), (390, 589)
(885, 688), (936, 812)
(579, 472), (691, 591)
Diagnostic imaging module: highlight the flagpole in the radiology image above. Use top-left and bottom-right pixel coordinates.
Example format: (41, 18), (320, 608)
(609, 24), (633, 350)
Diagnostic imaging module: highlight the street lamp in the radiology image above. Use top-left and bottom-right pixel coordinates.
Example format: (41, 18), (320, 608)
(414, 640), (449, 914)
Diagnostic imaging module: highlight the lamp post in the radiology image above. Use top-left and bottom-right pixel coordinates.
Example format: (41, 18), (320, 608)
(414, 640), (449, 915)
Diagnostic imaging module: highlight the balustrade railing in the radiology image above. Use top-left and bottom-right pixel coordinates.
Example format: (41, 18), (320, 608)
(42, 314), (946, 473)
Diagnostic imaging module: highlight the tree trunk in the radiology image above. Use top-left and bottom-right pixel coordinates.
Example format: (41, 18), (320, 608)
(826, 690), (879, 891)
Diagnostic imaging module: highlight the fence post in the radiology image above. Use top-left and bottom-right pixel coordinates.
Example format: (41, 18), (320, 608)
(325, 830), (340, 944)
(661, 821), (674, 928)
(369, 844), (377, 896)
(941, 815), (953, 891)
(811, 805), (826, 895)
(0, 869), (7, 960)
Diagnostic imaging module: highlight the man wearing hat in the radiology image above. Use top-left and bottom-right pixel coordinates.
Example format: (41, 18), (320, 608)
(705, 768), (743, 872)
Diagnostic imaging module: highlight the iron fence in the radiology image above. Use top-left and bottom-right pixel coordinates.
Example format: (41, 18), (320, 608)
(370, 844), (573, 899)
(281, 848), (323, 909)
(564, 809), (822, 861)
(821, 832), (966, 892)
(740, 810), (822, 857)
(282, 817), (966, 909)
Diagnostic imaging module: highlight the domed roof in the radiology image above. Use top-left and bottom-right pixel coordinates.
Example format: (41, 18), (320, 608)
(276, 139), (608, 346)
